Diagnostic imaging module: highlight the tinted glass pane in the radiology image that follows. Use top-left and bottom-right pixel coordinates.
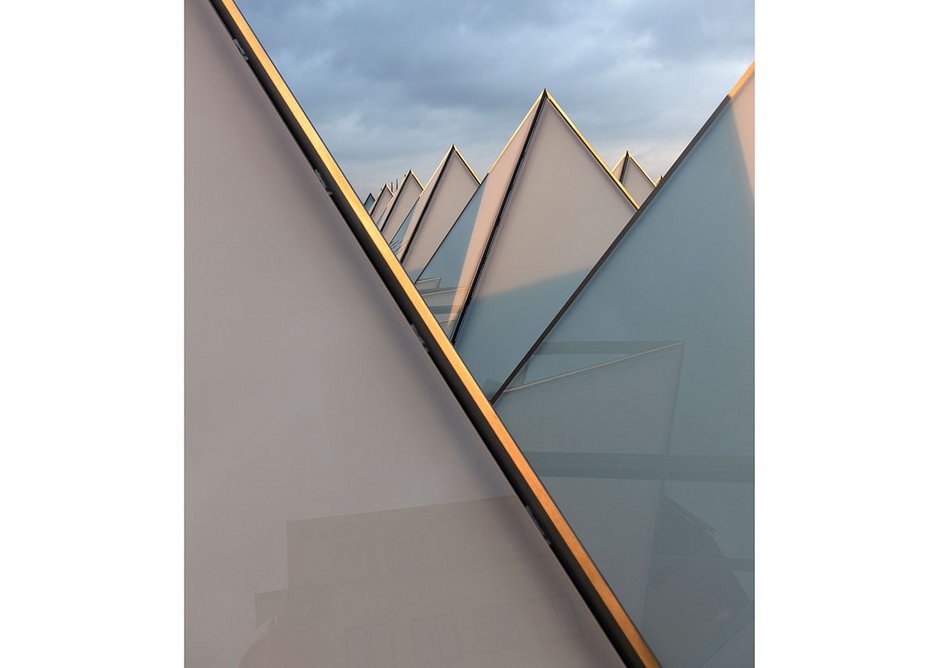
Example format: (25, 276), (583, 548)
(621, 156), (655, 207)
(415, 178), (487, 336)
(454, 101), (636, 396)
(401, 151), (479, 276)
(388, 202), (415, 254)
(370, 187), (393, 225)
(381, 173), (423, 242)
(414, 99), (538, 336)
(496, 71), (755, 667)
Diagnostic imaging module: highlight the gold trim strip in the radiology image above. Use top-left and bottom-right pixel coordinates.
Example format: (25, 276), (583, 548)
(486, 95), (542, 172)
(378, 169), (423, 234)
(544, 90), (641, 210)
(628, 153), (656, 187)
(209, 2), (660, 664)
(730, 62), (755, 98)
(451, 144), (481, 185)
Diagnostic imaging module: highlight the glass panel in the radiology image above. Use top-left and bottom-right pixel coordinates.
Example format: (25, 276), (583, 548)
(381, 172), (423, 242)
(388, 201), (415, 255)
(496, 70), (755, 667)
(454, 100), (637, 396)
(393, 152), (448, 257)
(400, 150), (479, 274)
(370, 186), (393, 226)
(186, 4), (623, 666)
(415, 96), (539, 336)
(621, 155), (655, 207)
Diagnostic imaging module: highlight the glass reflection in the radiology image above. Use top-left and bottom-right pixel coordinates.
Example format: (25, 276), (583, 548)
(495, 69), (755, 667)
(236, 498), (620, 668)
(415, 178), (488, 336)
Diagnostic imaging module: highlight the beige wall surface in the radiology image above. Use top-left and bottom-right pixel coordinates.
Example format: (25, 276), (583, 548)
(185, 1), (621, 666)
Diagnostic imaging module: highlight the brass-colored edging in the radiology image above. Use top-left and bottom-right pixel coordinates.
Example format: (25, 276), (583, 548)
(410, 100), (542, 283)
(614, 150), (657, 196)
(206, 1), (660, 665)
(450, 89), (640, 343)
(492, 63), (755, 403)
(377, 169), (423, 234)
(413, 173), (488, 284)
(449, 92), (548, 343)
(628, 152), (657, 189)
(545, 90), (641, 210)
(729, 62), (755, 98)
(369, 183), (391, 217)
(486, 95), (543, 172)
(399, 145), (479, 263)
(451, 144), (481, 183)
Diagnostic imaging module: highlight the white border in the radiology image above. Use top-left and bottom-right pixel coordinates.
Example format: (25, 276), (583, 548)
(1, 2), (182, 665)
(758, 0), (938, 663)
(2, 0), (937, 665)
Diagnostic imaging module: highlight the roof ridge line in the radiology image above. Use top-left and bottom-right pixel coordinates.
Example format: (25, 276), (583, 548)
(542, 91), (640, 210)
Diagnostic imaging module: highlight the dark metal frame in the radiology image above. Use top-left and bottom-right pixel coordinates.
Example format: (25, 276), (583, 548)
(398, 145), (480, 263)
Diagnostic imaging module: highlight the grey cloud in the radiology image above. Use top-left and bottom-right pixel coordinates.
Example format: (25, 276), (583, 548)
(238, 0), (752, 196)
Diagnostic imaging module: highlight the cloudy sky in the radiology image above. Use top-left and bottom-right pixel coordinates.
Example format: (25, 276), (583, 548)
(238, 0), (752, 199)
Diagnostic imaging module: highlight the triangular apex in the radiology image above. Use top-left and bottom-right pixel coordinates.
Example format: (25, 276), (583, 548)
(416, 89), (639, 346)
(390, 147), (476, 257)
(395, 145), (480, 267)
(369, 184), (393, 223)
(450, 144), (480, 181)
(612, 151), (656, 207)
(378, 170), (423, 240)
(447, 90), (640, 397)
(493, 65), (755, 666)
(414, 94), (544, 337)
(362, 192), (375, 212)
(499, 63), (756, 398)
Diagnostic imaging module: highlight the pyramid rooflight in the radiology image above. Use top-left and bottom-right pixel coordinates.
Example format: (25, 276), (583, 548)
(369, 183), (393, 224)
(377, 170), (423, 240)
(414, 94), (543, 339)
(190, 1), (658, 664)
(494, 64), (756, 667)
(418, 89), (639, 395)
(612, 151), (657, 207)
(390, 146), (480, 267)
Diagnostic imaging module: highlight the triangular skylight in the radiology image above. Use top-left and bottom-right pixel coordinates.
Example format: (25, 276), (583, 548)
(449, 92), (639, 397)
(378, 170), (423, 241)
(612, 152), (656, 207)
(494, 65), (755, 667)
(397, 146), (480, 268)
